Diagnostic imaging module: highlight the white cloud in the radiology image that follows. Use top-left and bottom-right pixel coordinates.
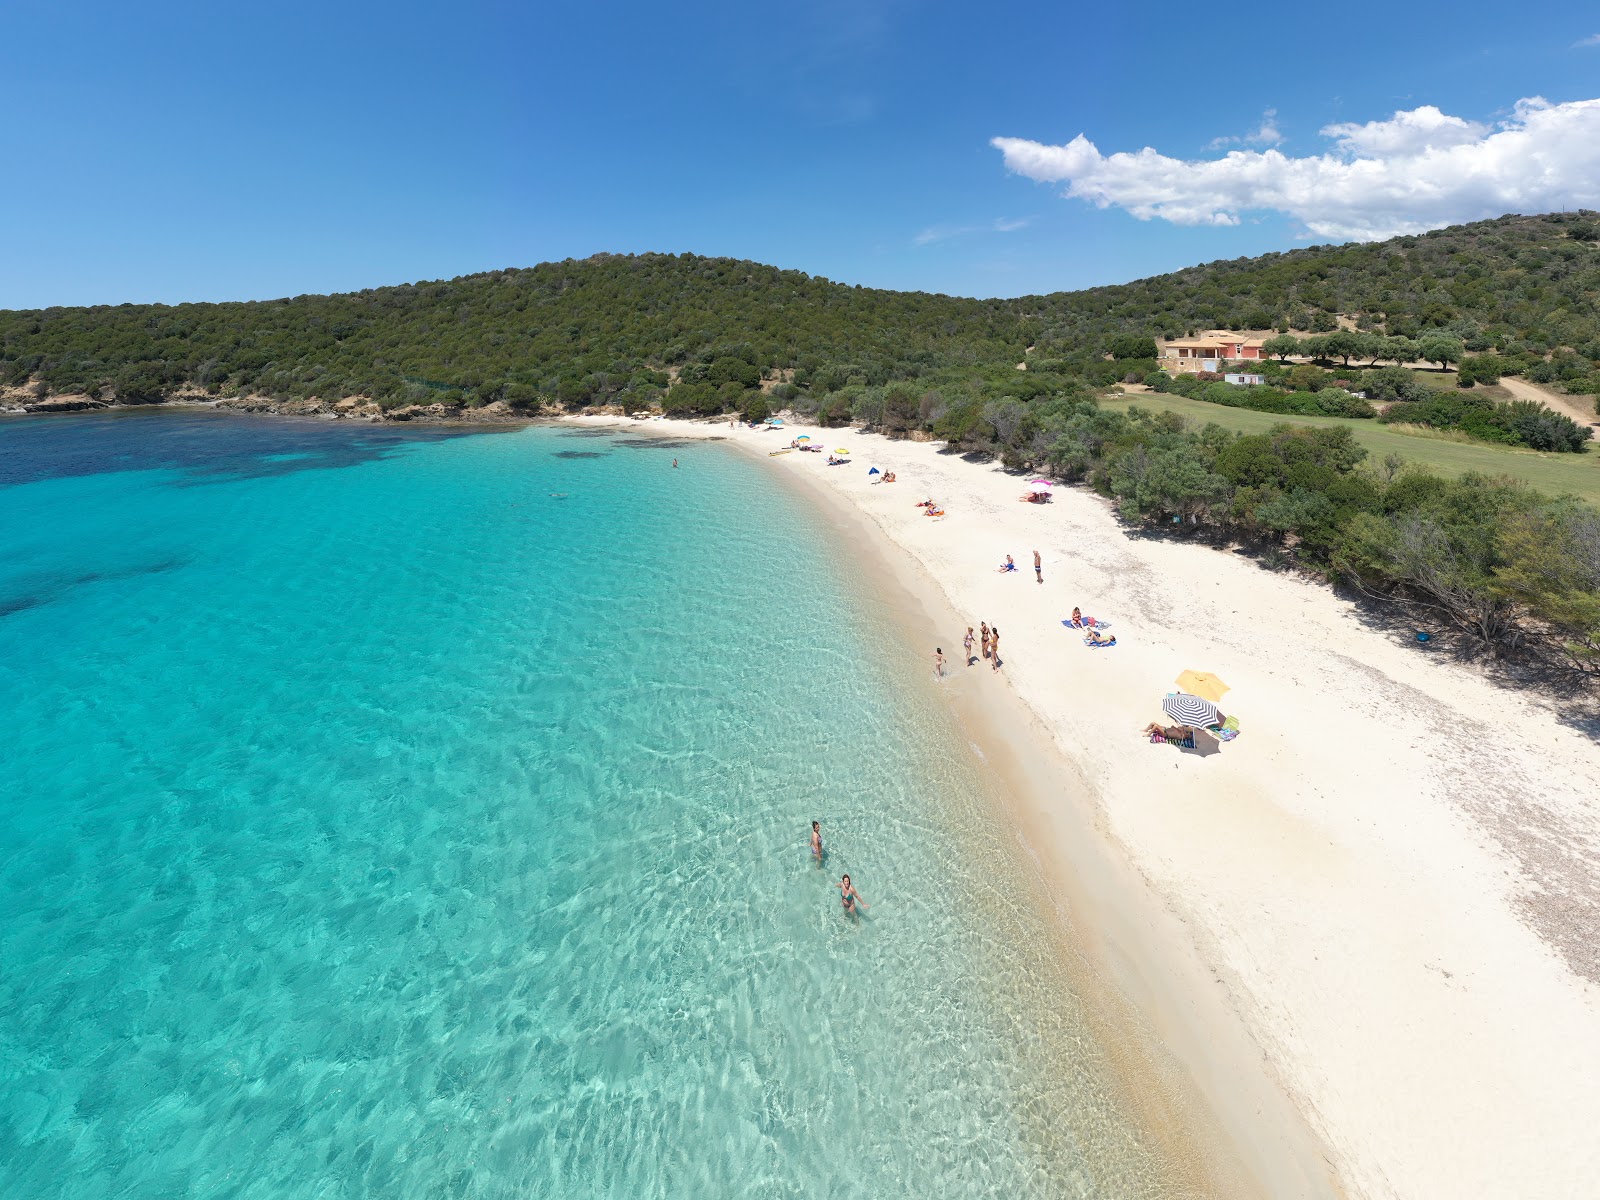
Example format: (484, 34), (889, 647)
(1321, 105), (1485, 155)
(1576, 33), (1600, 47)
(914, 216), (1031, 245)
(1207, 108), (1283, 150)
(991, 97), (1600, 241)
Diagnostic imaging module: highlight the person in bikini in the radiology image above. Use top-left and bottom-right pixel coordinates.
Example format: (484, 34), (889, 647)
(811, 820), (824, 862)
(838, 874), (869, 917)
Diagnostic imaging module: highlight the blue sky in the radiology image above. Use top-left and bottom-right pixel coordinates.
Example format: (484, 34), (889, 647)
(2, 1), (1598, 307)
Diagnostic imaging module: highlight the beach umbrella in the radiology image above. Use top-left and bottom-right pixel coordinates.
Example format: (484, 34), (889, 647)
(868, 467), (880, 475)
(1174, 670), (1229, 703)
(795, 434), (810, 441)
(1028, 479), (1055, 489)
(835, 448), (849, 454)
(769, 418), (784, 426)
(1163, 692), (1223, 727)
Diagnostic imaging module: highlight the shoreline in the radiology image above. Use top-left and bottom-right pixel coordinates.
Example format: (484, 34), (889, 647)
(777, 454), (1340, 1199)
(562, 414), (1600, 1200)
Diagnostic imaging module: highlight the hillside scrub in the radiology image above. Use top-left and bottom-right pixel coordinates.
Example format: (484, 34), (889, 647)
(1013, 400), (1600, 671)
(1379, 391), (1593, 452)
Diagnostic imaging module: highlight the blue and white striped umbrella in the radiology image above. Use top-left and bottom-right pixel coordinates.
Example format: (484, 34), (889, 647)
(1163, 692), (1222, 727)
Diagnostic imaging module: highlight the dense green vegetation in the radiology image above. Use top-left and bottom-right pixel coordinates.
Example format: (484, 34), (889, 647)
(4, 212), (1599, 674)
(4, 211), (1599, 420)
(1018, 401), (1600, 672)
(1022, 211), (1600, 407)
(1100, 391), (1600, 508)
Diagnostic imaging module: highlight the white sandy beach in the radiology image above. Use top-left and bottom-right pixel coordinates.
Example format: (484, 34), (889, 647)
(573, 414), (1600, 1200)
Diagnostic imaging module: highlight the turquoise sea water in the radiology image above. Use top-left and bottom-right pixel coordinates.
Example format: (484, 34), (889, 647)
(0, 412), (1178, 1199)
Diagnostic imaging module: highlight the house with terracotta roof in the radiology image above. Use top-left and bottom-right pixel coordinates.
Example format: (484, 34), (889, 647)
(1162, 333), (1268, 374)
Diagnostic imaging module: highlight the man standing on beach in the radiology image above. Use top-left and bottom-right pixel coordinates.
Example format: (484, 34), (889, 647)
(1033, 550), (1042, 584)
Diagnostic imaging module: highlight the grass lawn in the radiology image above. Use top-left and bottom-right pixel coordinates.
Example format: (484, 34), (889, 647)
(1102, 390), (1600, 507)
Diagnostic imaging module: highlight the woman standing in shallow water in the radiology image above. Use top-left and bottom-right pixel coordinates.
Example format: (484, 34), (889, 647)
(838, 874), (869, 917)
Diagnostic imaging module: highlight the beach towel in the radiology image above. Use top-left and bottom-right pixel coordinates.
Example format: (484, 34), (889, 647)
(1149, 731), (1195, 749)
(1062, 617), (1112, 629)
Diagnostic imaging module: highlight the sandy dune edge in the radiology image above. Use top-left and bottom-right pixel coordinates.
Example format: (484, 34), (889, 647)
(568, 415), (1600, 1200)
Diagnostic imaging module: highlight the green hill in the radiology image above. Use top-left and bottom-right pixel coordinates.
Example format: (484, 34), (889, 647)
(3, 212), (1598, 415)
(1025, 210), (1600, 354)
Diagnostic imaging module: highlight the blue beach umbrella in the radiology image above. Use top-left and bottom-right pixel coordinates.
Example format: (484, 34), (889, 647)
(868, 467), (880, 475)
(1162, 692), (1223, 727)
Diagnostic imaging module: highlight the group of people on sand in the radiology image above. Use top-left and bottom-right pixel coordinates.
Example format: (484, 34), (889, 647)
(1068, 607), (1116, 646)
(960, 622), (1002, 671)
(811, 820), (869, 918)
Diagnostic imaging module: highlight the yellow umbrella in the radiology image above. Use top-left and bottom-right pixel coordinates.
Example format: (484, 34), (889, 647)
(1175, 670), (1229, 703)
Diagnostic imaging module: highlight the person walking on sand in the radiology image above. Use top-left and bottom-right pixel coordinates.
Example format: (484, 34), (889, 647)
(1033, 549), (1043, 584)
(838, 874), (869, 917)
(811, 820), (823, 862)
(933, 647), (946, 678)
(980, 622), (991, 660)
(963, 626), (975, 666)
(990, 625), (1001, 671)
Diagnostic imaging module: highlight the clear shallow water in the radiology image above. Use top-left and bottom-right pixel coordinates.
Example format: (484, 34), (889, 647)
(0, 412), (1178, 1199)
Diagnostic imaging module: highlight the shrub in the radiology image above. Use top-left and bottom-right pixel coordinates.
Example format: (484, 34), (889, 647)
(739, 391), (772, 423)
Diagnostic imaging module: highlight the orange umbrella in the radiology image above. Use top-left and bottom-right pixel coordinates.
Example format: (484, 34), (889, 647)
(1174, 670), (1229, 704)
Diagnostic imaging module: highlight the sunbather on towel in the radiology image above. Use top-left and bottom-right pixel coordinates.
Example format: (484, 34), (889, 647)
(1143, 722), (1193, 744)
(1084, 629), (1116, 646)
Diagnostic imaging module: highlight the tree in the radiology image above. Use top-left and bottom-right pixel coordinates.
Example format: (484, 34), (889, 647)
(1417, 334), (1464, 370)
(1108, 334), (1159, 360)
(1262, 334), (1300, 362)
(1318, 329), (1362, 366)
(1381, 335), (1419, 365)
(882, 384), (920, 435)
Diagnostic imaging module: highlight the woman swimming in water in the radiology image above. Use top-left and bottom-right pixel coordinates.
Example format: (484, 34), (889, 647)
(838, 874), (869, 917)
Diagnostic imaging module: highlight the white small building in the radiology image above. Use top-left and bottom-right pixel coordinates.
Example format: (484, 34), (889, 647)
(1224, 372), (1265, 386)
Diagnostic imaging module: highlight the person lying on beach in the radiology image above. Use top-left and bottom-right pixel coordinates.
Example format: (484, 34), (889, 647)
(1143, 722), (1193, 743)
(997, 555), (1017, 572)
(924, 506), (944, 517)
(838, 874), (869, 916)
(916, 498), (936, 508)
(1084, 628), (1116, 646)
